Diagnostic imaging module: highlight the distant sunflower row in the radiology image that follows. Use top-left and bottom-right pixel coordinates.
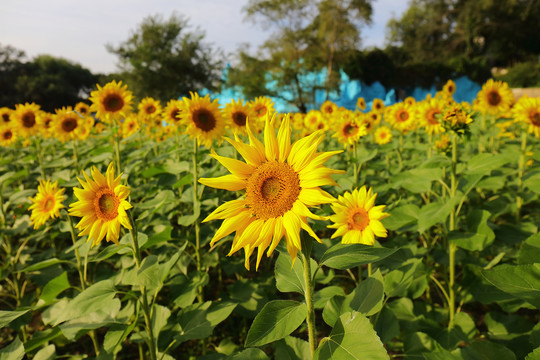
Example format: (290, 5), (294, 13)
(1, 78), (539, 149)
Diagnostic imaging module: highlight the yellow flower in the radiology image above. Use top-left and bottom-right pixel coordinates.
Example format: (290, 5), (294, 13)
(13, 103), (41, 138)
(417, 98), (445, 135)
(404, 96), (416, 106)
(387, 103), (415, 132)
(0, 107), (13, 125)
(304, 110), (323, 130)
(223, 98), (258, 135)
(89, 80), (133, 122)
(163, 99), (183, 125)
(475, 79), (514, 115)
(250, 96), (275, 121)
(69, 163), (132, 247)
(199, 115), (344, 270)
(356, 97), (366, 111)
(435, 134), (451, 151)
(328, 186), (389, 245)
(0, 125), (17, 147)
(512, 97), (540, 137)
(39, 112), (54, 138)
(374, 126), (392, 145)
(138, 97), (162, 121)
(443, 104), (473, 133)
(74, 102), (91, 116)
(332, 117), (367, 146)
(53, 107), (82, 142)
(443, 79), (456, 95)
(29, 180), (66, 229)
(371, 98), (385, 113)
(122, 114), (140, 138)
(180, 92), (226, 148)
(321, 100), (338, 115)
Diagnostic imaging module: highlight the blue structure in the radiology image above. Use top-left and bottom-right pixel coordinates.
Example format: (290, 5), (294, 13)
(202, 65), (481, 113)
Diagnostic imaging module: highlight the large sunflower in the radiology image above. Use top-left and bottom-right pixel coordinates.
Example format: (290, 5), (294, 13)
(0, 125), (17, 147)
(53, 107), (81, 142)
(417, 98), (445, 135)
(223, 98), (258, 135)
(13, 103), (41, 138)
(327, 186), (389, 245)
(512, 97), (540, 137)
(475, 79), (514, 115)
(69, 163), (132, 247)
(180, 92), (225, 147)
(387, 103), (415, 132)
(199, 115), (344, 270)
(89, 80), (133, 122)
(29, 180), (66, 229)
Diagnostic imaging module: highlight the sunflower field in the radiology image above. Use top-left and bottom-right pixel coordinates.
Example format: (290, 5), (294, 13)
(1, 78), (540, 360)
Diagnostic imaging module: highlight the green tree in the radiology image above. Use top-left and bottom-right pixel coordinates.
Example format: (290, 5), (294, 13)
(106, 13), (224, 102)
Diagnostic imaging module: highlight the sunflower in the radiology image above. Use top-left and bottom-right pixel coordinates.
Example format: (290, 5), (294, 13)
(53, 107), (81, 142)
(332, 116), (367, 146)
(163, 99), (183, 125)
(0, 125), (17, 147)
(89, 80), (133, 122)
(292, 113), (305, 130)
(321, 100), (337, 115)
(366, 110), (381, 126)
(374, 126), (392, 145)
(327, 186), (389, 245)
(417, 98), (445, 135)
(443, 79), (456, 95)
(304, 110), (323, 130)
(404, 96), (416, 106)
(387, 103), (415, 132)
(475, 79), (514, 115)
(77, 116), (94, 141)
(13, 102), (41, 138)
(180, 92), (225, 148)
(199, 115), (344, 270)
(371, 98), (385, 113)
(74, 102), (91, 116)
(0, 107), (13, 125)
(435, 134), (450, 151)
(122, 114), (140, 138)
(223, 98), (258, 135)
(29, 180), (66, 229)
(442, 104), (473, 133)
(250, 96), (275, 121)
(356, 97), (366, 111)
(69, 163), (132, 247)
(512, 97), (540, 137)
(38, 112), (54, 138)
(138, 97), (162, 121)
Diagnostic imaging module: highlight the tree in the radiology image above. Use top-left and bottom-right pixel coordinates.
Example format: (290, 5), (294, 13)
(107, 13), (224, 102)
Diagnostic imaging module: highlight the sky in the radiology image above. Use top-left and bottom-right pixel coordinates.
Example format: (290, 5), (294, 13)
(0, 0), (408, 74)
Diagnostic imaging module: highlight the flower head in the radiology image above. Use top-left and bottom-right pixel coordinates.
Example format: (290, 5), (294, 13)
(89, 80), (133, 122)
(29, 180), (66, 229)
(180, 92), (225, 148)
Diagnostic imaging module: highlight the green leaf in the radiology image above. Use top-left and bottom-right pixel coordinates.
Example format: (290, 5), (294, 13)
(19, 258), (67, 273)
(482, 264), (540, 308)
(519, 233), (540, 265)
(275, 252), (315, 296)
(0, 310), (30, 328)
(525, 347), (540, 360)
(53, 279), (117, 326)
(175, 301), (236, 345)
(24, 328), (62, 352)
(141, 225), (173, 250)
(313, 286), (346, 309)
(392, 168), (442, 193)
(320, 244), (397, 270)
(524, 173), (540, 195)
(314, 311), (389, 360)
(384, 260), (420, 298)
(460, 341), (516, 360)
(38, 271), (70, 305)
(466, 153), (512, 175)
(33, 344), (55, 360)
(230, 348), (269, 360)
(274, 336), (311, 360)
(136, 255), (160, 289)
(449, 209), (495, 251)
(0, 337), (24, 360)
(245, 300), (307, 347)
(59, 298), (121, 340)
(151, 304), (171, 349)
(382, 204), (419, 231)
(417, 199), (454, 233)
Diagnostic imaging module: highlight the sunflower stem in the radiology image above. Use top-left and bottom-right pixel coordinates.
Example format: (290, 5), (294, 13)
(192, 139), (203, 302)
(72, 139), (80, 173)
(113, 123), (122, 176)
(35, 138), (46, 180)
(300, 235), (317, 358)
(128, 211), (157, 360)
(448, 132), (458, 329)
(352, 142), (358, 186)
(516, 130), (527, 223)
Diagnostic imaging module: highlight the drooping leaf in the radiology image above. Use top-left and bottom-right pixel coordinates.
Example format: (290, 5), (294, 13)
(320, 244), (397, 270)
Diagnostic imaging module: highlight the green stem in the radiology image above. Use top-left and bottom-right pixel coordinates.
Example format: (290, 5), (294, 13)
(36, 139), (46, 180)
(516, 131), (527, 223)
(300, 236), (317, 358)
(352, 142), (358, 186)
(192, 140), (203, 302)
(72, 140), (80, 173)
(448, 132), (458, 329)
(128, 211), (157, 360)
(114, 130), (121, 176)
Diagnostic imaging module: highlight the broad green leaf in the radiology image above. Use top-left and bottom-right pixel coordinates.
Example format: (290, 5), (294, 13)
(524, 173), (540, 195)
(314, 311), (389, 360)
(274, 336), (311, 360)
(38, 271), (70, 305)
(449, 209), (495, 251)
(53, 279), (117, 325)
(392, 168), (441, 193)
(482, 264), (540, 308)
(384, 260), (420, 298)
(382, 204), (419, 231)
(374, 308), (400, 344)
(19, 258), (67, 273)
(230, 348), (269, 360)
(525, 347), (540, 360)
(0, 337), (24, 360)
(136, 255), (160, 289)
(275, 252), (315, 295)
(59, 298), (121, 340)
(24, 328), (62, 352)
(417, 199), (454, 233)
(33, 345), (55, 360)
(519, 233), (540, 265)
(313, 286), (346, 309)
(103, 322), (137, 355)
(151, 304), (171, 349)
(320, 244), (397, 270)
(466, 153), (511, 175)
(141, 225), (173, 250)
(0, 310), (30, 328)
(349, 277), (384, 316)
(245, 300), (307, 347)
(173, 271), (209, 308)
(460, 341), (516, 360)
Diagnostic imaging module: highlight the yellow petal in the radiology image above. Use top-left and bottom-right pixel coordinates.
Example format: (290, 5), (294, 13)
(199, 175), (246, 191)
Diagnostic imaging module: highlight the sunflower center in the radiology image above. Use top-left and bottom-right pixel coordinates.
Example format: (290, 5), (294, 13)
(79, 107), (88, 114)
(379, 131), (387, 139)
(397, 110), (409, 122)
(44, 119), (52, 128)
(530, 111), (540, 127)
(43, 197), (55, 211)
(487, 90), (501, 106)
(94, 189), (120, 221)
(3, 130), (13, 140)
(255, 105), (267, 117)
(62, 117), (78, 133)
(344, 123), (359, 136)
(427, 110), (441, 125)
(350, 208), (369, 231)
(171, 109), (180, 121)
(232, 111), (247, 127)
(325, 106), (334, 113)
(103, 94), (124, 112)
(145, 105), (156, 114)
(2, 113), (10, 123)
(448, 85), (454, 93)
(193, 109), (216, 132)
(22, 112), (36, 128)
(246, 162), (300, 220)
